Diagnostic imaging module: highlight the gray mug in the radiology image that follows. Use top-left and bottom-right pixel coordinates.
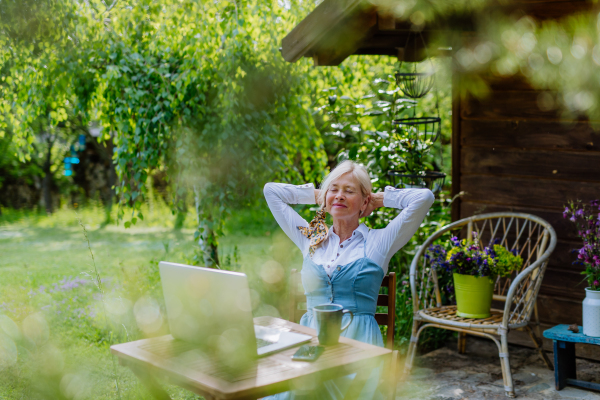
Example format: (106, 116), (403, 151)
(313, 304), (354, 345)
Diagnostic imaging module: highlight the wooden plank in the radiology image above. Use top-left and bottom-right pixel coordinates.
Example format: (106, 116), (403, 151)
(460, 202), (578, 241)
(460, 175), (600, 209)
(506, 321), (600, 362)
(460, 120), (600, 152)
(111, 317), (391, 399)
(486, 75), (535, 92)
(545, 240), (586, 270)
(381, 275), (389, 287)
(281, 0), (377, 65)
(452, 71), (462, 222)
(462, 147), (600, 182)
(377, 294), (389, 306)
(377, 11), (395, 31)
(537, 294), (583, 325)
(511, 1), (595, 20)
(461, 90), (560, 121)
(375, 313), (388, 325)
(541, 268), (587, 300)
(543, 324), (600, 344)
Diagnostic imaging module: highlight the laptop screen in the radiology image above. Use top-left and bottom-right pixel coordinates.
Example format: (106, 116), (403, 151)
(159, 262), (257, 374)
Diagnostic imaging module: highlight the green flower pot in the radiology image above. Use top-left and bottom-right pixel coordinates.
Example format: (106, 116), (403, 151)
(453, 273), (494, 319)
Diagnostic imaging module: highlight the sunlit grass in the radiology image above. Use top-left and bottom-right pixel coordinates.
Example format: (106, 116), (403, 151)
(0, 198), (302, 399)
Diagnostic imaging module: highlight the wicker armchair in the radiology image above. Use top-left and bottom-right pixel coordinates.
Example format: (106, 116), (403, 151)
(404, 212), (557, 398)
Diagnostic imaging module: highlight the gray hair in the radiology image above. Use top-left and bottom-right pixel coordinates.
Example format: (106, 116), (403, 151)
(317, 160), (372, 208)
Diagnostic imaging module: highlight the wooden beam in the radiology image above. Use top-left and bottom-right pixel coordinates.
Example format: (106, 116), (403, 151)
(309, 8), (378, 66)
(377, 11), (396, 31)
(281, 0), (376, 64)
(451, 70), (462, 222)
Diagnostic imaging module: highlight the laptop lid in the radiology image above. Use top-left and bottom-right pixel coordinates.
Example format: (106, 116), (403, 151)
(158, 262), (257, 372)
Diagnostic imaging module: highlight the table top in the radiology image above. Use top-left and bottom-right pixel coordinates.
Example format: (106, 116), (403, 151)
(543, 324), (600, 345)
(110, 316), (391, 400)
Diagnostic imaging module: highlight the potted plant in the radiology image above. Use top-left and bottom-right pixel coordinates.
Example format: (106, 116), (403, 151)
(427, 234), (523, 318)
(564, 200), (600, 337)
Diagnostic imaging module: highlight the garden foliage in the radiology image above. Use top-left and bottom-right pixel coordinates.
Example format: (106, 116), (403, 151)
(564, 199), (600, 291)
(427, 235), (523, 279)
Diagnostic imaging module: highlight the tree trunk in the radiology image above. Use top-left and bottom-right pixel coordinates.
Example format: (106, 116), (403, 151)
(42, 136), (54, 214)
(194, 185), (219, 268)
(103, 138), (117, 224)
(173, 189), (187, 230)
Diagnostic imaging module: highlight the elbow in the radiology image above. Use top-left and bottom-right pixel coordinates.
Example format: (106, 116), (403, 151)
(424, 189), (435, 207)
(263, 182), (275, 197)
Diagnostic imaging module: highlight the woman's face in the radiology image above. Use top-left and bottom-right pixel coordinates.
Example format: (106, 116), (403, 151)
(325, 173), (368, 222)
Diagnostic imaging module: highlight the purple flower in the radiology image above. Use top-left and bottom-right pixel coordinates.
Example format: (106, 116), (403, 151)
(576, 209), (585, 217)
(594, 280), (599, 287)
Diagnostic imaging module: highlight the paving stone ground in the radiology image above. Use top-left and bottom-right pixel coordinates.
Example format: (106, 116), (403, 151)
(396, 336), (600, 400)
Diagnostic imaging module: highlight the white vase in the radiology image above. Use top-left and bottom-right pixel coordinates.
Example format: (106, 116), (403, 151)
(583, 288), (600, 337)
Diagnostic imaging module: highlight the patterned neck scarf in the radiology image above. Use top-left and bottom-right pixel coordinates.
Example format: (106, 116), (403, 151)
(297, 209), (328, 256)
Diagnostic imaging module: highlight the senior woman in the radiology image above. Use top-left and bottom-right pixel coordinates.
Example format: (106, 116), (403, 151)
(263, 160), (434, 400)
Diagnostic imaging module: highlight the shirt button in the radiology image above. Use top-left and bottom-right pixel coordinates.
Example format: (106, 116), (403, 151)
(327, 281), (330, 285)
(337, 267), (341, 271)
(340, 245), (343, 248)
(337, 253), (339, 256)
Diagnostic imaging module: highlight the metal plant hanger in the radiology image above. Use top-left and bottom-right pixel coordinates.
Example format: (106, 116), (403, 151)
(388, 30), (445, 192)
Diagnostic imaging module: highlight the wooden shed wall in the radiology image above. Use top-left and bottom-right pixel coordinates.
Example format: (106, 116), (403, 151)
(452, 78), (600, 328)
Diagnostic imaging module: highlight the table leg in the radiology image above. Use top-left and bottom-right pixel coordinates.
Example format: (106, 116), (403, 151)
(553, 340), (576, 391)
(343, 367), (371, 400)
(129, 364), (173, 400)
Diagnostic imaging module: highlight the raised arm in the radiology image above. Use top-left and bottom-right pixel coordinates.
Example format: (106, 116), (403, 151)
(368, 187), (435, 270)
(263, 182), (317, 255)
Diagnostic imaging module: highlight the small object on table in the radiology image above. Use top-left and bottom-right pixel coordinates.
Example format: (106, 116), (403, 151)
(568, 324), (579, 333)
(543, 324), (600, 392)
(291, 345), (324, 362)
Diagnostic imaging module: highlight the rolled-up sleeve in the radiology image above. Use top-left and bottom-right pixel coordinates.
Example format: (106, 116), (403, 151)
(263, 182), (315, 255)
(369, 187), (435, 272)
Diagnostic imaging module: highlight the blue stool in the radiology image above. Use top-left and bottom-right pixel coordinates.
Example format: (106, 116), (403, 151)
(543, 324), (600, 392)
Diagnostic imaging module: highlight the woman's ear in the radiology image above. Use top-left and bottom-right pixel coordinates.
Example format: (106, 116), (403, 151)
(359, 194), (371, 218)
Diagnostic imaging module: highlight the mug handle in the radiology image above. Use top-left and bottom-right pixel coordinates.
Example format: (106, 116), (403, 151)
(340, 310), (354, 332)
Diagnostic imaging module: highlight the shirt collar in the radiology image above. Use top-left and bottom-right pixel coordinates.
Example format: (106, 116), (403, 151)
(328, 223), (369, 240)
(356, 223), (370, 238)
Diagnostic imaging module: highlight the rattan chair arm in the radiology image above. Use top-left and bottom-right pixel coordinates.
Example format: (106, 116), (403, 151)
(501, 225), (557, 328)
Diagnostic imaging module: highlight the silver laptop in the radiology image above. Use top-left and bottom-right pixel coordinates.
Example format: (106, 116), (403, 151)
(159, 262), (311, 367)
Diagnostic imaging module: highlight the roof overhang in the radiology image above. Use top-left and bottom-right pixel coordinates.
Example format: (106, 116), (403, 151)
(281, 0), (435, 66)
(281, 0), (596, 66)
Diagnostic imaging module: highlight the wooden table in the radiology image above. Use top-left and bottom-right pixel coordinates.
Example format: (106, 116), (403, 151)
(110, 316), (393, 400)
(543, 324), (600, 392)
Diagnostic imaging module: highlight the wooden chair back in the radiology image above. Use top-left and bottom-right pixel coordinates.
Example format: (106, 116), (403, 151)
(289, 269), (397, 349)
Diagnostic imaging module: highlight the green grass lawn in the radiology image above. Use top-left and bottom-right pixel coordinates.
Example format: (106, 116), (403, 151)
(0, 201), (303, 399)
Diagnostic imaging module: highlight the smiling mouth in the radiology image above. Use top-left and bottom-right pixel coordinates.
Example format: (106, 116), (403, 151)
(332, 204), (347, 208)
